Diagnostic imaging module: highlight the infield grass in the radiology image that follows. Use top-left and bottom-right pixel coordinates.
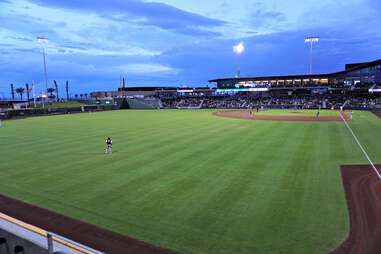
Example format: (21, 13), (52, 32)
(1, 109), (380, 254)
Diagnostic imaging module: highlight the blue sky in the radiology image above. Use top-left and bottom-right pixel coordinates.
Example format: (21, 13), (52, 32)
(1, 0), (381, 97)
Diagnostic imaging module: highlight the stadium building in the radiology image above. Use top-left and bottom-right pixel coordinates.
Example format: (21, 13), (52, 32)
(209, 59), (381, 93)
(86, 59), (381, 110)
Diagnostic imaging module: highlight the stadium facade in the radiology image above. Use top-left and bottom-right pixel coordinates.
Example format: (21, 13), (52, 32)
(209, 59), (381, 91)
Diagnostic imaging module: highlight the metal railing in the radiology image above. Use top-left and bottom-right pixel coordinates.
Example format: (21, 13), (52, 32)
(0, 212), (104, 254)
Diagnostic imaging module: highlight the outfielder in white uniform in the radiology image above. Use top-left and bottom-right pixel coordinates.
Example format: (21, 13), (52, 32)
(105, 137), (112, 154)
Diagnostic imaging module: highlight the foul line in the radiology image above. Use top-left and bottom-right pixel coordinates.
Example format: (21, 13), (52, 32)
(339, 112), (381, 180)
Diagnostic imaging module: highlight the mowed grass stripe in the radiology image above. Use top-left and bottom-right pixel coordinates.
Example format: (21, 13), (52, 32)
(91, 121), (273, 216)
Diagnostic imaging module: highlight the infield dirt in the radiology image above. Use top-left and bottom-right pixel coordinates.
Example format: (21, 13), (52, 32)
(371, 111), (381, 119)
(213, 110), (351, 122)
(330, 164), (381, 254)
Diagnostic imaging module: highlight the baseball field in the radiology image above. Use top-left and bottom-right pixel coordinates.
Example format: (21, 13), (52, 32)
(1, 109), (380, 254)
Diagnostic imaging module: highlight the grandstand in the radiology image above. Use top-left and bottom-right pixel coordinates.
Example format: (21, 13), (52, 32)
(156, 59), (381, 109)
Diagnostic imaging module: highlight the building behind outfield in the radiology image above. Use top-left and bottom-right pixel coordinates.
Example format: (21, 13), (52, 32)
(209, 59), (381, 89)
(90, 59), (381, 99)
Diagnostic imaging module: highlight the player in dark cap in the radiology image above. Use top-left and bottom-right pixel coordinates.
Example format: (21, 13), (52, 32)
(105, 137), (112, 154)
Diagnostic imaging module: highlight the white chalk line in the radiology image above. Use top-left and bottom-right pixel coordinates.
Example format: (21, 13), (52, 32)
(339, 112), (381, 180)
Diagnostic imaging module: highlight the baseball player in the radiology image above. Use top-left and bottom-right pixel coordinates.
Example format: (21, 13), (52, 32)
(105, 137), (112, 154)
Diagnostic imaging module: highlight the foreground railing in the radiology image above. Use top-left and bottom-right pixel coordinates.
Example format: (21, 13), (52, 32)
(0, 212), (104, 254)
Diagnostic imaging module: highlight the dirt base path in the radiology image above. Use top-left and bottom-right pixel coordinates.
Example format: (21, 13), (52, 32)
(330, 164), (381, 254)
(213, 110), (351, 122)
(0, 194), (176, 254)
(371, 111), (381, 118)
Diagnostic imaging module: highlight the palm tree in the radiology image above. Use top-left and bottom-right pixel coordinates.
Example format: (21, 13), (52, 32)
(16, 87), (25, 100)
(74, 94), (78, 99)
(10, 83), (15, 100)
(47, 88), (55, 98)
(25, 83), (30, 103)
(84, 93), (88, 98)
(66, 80), (69, 101)
(80, 94), (83, 98)
(54, 80), (59, 101)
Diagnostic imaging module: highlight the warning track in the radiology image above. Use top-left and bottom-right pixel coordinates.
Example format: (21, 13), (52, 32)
(0, 194), (176, 254)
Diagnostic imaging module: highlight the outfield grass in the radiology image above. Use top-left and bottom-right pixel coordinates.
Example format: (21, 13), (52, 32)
(1, 109), (380, 254)
(254, 109), (340, 116)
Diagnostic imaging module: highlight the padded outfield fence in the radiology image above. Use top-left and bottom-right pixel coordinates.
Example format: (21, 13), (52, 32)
(0, 212), (104, 254)
(0, 105), (119, 120)
(0, 98), (161, 120)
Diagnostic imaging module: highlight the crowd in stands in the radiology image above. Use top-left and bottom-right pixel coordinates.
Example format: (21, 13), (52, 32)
(234, 82), (377, 90)
(161, 98), (179, 108)
(346, 98), (381, 108)
(177, 98), (203, 108)
(158, 94), (381, 109)
(203, 96), (246, 108)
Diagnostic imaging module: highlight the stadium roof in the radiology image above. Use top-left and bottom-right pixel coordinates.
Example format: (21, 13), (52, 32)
(209, 59), (381, 82)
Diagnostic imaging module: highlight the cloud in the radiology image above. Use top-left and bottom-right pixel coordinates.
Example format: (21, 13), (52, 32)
(113, 64), (179, 75)
(250, 9), (286, 28)
(26, 0), (226, 36)
(48, 44), (161, 57)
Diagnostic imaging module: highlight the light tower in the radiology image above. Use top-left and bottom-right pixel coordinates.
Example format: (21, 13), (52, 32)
(304, 37), (319, 74)
(233, 42), (245, 78)
(37, 37), (49, 96)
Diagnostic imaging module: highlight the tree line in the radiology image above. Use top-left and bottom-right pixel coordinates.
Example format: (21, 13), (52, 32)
(10, 80), (88, 101)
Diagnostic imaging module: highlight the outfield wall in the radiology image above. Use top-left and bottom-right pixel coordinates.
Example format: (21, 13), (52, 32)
(0, 105), (119, 120)
(0, 227), (46, 254)
(0, 212), (95, 254)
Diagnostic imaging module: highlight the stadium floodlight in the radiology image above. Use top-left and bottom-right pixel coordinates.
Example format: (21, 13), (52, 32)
(233, 42), (245, 78)
(41, 93), (48, 109)
(304, 37), (319, 75)
(37, 37), (49, 97)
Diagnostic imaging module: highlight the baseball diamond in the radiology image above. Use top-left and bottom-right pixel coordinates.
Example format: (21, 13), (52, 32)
(1, 109), (381, 254)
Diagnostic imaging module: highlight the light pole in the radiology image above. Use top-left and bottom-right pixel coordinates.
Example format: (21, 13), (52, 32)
(37, 37), (49, 97)
(42, 94), (47, 109)
(304, 37), (319, 75)
(233, 42), (245, 78)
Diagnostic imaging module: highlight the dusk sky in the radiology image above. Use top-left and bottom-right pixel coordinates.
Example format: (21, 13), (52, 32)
(1, 0), (381, 97)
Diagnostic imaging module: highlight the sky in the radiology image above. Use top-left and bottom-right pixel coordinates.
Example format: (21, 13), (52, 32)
(1, 0), (381, 97)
